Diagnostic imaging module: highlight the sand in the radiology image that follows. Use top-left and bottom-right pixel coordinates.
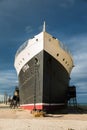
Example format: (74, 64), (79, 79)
(0, 103), (87, 130)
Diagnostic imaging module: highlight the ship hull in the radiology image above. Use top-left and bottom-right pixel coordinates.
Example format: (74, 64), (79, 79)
(19, 50), (69, 111)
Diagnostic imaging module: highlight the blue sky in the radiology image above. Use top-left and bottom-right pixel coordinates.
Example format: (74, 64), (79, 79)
(0, 0), (87, 103)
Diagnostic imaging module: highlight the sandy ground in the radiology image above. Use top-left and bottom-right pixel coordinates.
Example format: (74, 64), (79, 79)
(0, 104), (87, 130)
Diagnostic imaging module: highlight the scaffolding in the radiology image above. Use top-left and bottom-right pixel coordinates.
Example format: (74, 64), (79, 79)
(68, 86), (77, 108)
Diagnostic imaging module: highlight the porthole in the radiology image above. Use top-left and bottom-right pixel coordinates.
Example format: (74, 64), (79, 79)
(57, 53), (59, 56)
(36, 39), (38, 41)
(63, 58), (65, 61)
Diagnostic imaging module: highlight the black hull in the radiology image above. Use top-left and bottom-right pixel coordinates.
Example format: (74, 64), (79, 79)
(19, 50), (69, 111)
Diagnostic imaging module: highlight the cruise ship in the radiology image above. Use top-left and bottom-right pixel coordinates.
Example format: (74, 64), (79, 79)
(14, 22), (74, 112)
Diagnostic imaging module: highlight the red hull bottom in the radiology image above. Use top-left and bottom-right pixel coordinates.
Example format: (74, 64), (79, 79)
(20, 103), (66, 112)
(20, 104), (43, 110)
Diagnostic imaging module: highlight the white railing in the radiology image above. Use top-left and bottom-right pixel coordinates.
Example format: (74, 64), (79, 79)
(15, 40), (28, 58)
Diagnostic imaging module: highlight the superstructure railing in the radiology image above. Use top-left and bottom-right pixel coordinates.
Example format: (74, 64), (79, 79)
(15, 40), (28, 58)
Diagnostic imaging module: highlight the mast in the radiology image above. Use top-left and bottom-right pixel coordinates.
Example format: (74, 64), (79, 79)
(43, 21), (46, 32)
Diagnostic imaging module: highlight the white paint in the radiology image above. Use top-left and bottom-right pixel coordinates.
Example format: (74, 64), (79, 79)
(20, 102), (65, 106)
(14, 31), (74, 75)
(14, 32), (44, 74)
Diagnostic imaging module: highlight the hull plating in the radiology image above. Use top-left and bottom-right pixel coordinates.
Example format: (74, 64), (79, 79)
(19, 50), (69, 111)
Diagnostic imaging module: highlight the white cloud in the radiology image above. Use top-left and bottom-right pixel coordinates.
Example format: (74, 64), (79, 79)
(0, 70), (17, 84)
(0, 94), (4, 101)
(59, 0), (75, 8)
(66, 34), (87, 94)
(0, 69), (18, 95)
(69, 37), (87, 102)
(25, 26), (33, 34)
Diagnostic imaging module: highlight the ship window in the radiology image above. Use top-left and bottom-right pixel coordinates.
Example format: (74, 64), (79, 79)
(63, 58), (65, 61)
(36, 39), (38, 41)
(57, 53), (59, 56)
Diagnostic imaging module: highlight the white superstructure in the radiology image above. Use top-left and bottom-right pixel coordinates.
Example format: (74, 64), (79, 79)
(14, 24), (74, 75)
